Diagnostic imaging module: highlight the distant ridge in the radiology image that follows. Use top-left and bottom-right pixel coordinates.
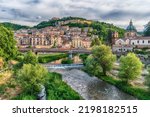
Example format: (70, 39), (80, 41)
(1, 22), (30, 30)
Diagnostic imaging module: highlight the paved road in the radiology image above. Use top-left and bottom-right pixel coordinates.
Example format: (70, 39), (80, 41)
(50, 69), (136, 100)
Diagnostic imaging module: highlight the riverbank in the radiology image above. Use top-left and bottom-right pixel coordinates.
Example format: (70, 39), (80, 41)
(51, 69), (136, 100)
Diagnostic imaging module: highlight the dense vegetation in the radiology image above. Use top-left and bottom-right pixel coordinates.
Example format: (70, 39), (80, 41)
(0, 25), (18, 60)
(12, 52), (81, 100)
(92, 45), (116, 75)
(34, 16), (86, 29)
(45, 72), (81, 100)
(1, 22), (29, 30)
(66, 21), (125, 41)
(38, 53), (68, 63)
(144, 21), (150, 36)
(119, 53), (143, 83)
(61, 58), (73, 64)
(34, 17), (125, 42)
(100, 76), (150, 100)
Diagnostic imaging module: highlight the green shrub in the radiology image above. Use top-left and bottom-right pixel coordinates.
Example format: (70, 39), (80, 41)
(16, 55), (24, 62)
(13, 93), (36, 100)
(61, 58), (73, 64)
(45, 72), (81, 100)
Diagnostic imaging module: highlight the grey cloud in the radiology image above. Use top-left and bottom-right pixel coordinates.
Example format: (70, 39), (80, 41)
(0, 0), (150, 31)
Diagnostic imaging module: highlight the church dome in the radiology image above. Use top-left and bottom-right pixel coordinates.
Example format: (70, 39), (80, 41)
(126, 20), (137, 32)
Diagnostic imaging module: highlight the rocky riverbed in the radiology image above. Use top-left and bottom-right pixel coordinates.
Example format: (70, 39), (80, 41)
(50, 69), (136, 100)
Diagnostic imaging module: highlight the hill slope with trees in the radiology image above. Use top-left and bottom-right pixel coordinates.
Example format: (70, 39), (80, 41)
(34, 17), (125, 42)
(1, 22), (30, 30)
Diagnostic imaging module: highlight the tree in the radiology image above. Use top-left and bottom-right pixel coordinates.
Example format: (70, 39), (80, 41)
(16, 64), (48, 94)
(91, 38), (102, 47)
(0, 25), (18, 59)
(144, 22), (150, 36)
(119, 53), (143, 83)
(106, 29), (114, 45)
(92, 45), (116, 76)
(85, 55), (102, 76)
(24, 51), (38, 65)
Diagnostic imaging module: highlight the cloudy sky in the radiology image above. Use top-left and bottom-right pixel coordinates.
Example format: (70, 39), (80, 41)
(0, 0), (150, 31)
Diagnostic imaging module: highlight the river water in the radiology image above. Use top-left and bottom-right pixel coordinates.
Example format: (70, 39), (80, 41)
(50, 69), (136, 100)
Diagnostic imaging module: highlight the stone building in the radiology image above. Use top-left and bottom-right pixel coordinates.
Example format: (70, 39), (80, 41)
(112, 20), (150, 53)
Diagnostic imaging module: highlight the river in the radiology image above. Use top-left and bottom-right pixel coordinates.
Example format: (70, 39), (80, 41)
(50, 69), (136, 100)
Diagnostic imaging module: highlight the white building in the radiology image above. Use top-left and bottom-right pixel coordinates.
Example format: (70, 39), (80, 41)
(112, 20), (150, 53)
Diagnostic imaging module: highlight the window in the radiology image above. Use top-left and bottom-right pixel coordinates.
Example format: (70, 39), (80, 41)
(148, 41), (150, 43)
(137, 40), (139, 43)
(143, 40), (144, 43)
(132, 42), (134, 45)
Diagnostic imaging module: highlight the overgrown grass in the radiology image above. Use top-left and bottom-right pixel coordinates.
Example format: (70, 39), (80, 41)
(13, 72), (82, 100)
(12, 93), (36, 100)
(99, 76), (150, 100)
(38, 53), (68, 63)
(45, 72), (82, 100)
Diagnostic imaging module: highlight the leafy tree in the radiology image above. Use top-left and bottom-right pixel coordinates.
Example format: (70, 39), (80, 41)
(119, 53), (143, 83)
(24, 51), (38, 65)
(144, 22), (150, 36)
(92, 45), (116, 76)
(0, 25), (18, 59)
(84, 55), (102, 76)
(16, 64), (48, 94)
(91, 38), (102, 47)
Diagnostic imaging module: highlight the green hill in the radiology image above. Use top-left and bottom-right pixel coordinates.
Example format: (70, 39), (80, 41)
(1, 17), (126, 42)
(1, 22), (30, 30)
(34, 17), (125, 42)
(34, 16), (86, 29)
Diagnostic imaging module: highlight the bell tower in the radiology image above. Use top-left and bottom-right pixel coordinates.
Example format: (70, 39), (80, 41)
(112, 31), (119, 45)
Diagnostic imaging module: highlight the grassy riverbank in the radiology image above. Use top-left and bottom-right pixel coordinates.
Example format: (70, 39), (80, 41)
(98, 75), (150, 100)
(45, 72), (81, 100)
(13, 72), (81, 100)
(38, 53), (68, 63)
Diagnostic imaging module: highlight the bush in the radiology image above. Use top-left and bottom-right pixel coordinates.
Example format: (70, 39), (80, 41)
(24, 51), (38, 65)
(13, 93), (36, 100)
(16, 55), (24, 62)
(45, 72), (81, 100)
(79, 54), (89, 64)
(16, 64), (48, 95)
(61, 58), (73, 64)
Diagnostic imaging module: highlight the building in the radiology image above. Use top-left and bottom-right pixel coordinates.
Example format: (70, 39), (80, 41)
(15, 25), (93, 49)
(112, 20), (150, 53)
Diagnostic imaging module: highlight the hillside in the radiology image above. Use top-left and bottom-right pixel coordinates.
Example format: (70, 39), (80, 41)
(34, 17), (125, 42)
(1, 17), (126, 42)
(1, 22), (30, 30)
(34, 16), (86, 29)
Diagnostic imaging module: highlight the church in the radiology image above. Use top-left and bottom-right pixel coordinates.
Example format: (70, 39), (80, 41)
(112, 20), (150, 53)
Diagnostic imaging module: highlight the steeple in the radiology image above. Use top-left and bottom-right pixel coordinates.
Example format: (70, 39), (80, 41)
(130, 19), (133, 25)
